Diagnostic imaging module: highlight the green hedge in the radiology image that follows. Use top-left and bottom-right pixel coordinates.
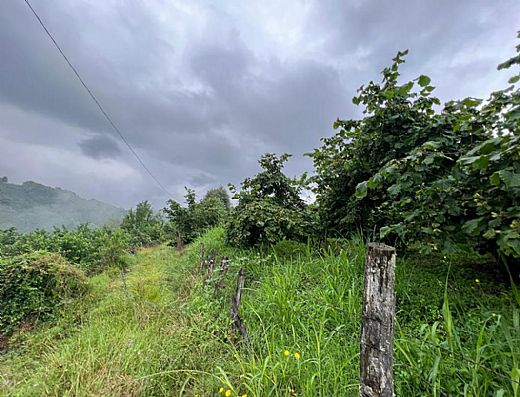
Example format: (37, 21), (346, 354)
(0, 251), (88, 335)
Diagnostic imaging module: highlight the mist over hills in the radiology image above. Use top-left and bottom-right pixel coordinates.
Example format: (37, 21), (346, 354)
(0, 177), (126, 231)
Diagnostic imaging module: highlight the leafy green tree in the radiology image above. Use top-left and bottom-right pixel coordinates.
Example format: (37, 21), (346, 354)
(308, 50), (445, 235)
(121, 201), (165, 247)
(311, 36), (519, 263)
(204, 186), (231, 211)
(163, 187), (230, 244)
(226, 153), (313, 247)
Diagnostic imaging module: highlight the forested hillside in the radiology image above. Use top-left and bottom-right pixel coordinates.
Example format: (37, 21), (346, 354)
(0, 179), (126, 231)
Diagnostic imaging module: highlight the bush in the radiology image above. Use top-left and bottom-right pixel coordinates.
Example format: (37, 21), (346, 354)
(121, 201), (166, 248)
(272, 240), (309, 260)
(0, 251), (88, 335)
(163, 187), (230, 244)
(0, 225), (130, 275)
(309, 40), (520, 264)
(226, 153), (311, 247)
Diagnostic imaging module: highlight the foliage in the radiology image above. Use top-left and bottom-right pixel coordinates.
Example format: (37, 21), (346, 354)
(163, 187), (230, 244)
(309, 41), (520, 261)
(121, 201), (165, 248)
(0, 224), (129, 274)
(226, 153), (314, 247)
(308, 50), (442, 235)
(0, 251), (88, 335)
(271, 239), (309, 260)
(1, 229), (519, 396)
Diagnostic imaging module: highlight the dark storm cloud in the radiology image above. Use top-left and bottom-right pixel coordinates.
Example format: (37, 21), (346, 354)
(79, 134), (121, 159)
(0, 0), (518, 208)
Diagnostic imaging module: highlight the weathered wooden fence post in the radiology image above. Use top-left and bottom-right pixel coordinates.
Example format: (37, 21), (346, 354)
(206, 250), (216, 281)
(230, 267), (249, 344)
(199, 242), (205, 272)
(360, 243), (396, 397)
(215, 256), (230, 291)
(175, 233), (183, 251)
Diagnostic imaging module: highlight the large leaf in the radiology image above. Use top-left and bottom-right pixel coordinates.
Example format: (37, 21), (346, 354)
(418, 75), (431, 87)
(462, 218), (484, 236)
(496, 170), (520, 188)
(355, 181), (368, 199)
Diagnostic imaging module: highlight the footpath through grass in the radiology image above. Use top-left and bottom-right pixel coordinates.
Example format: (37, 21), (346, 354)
(1, 228), (519, 396)
(0, 245), (204, 396)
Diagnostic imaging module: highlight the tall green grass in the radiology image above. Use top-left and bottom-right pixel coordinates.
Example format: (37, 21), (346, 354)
(1, 228), (518, 396)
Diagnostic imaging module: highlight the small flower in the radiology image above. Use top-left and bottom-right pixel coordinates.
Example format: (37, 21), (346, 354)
(294, 352), (301, 360)
(475, 279), (480, 283)
(225, 390), (232, 397)
(283, 350), (290, 357)
(241, 394), (247, 397)
(492, 313), (496, 317)
(219, 387), (224, 393)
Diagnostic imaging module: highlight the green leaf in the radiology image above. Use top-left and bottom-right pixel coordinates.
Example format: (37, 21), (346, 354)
(422, 141), (442, 150)
(459, 155), (489, 170)
(462, 97), (482, 107)
(384, 90), (395, 99)
(380, 226), (391, 238)
(496, 170), (520, 188)
(367, 177), (376, 189)
(473, 155), (489, 170)
(355, 181), (368, 199)
(423, 154), (435, 165)
(418, 75), (431, 87)
(490, 172), (501, 186)
(483, 229), (496, 239)
(387, 184), (401, 196)
(398, 82), (414, 95)
(462, 218), (483, 236)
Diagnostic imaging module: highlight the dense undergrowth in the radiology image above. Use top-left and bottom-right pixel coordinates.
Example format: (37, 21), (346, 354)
(1, 228), (518, 396)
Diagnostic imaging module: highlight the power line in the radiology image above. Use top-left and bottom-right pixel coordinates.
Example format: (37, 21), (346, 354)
(23, 0), (172, 197)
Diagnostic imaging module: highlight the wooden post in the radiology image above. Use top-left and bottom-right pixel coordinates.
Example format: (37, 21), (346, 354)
(360, 243), (396, 397)
(199, 242), (205, 272)
(176, 233), (183, 251)
(206, 250), (216, 281)
(215, 256), (230, 291)
(230, 267), (249, 344)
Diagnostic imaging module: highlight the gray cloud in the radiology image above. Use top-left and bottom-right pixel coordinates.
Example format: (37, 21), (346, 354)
(0, 0), (518, 209)
(79, 134), (121, 159)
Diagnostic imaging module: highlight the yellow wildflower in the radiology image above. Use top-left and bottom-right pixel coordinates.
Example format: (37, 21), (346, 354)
(283, 350), (290, 357)
(294, 352), (301, 360)
(242, 395), (247, 397)
(219, 387), (224, 393)
(225, 390), (232, 397)
(475, 279), (480, 283)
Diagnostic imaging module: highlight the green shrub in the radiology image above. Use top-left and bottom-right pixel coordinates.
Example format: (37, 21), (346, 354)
(0, 251), (88, 335)
(121, 201), (166, 248)
(272, 240), (309, 260)
(163, 187), (230, 244)
(0, 225), (130, 275)
(226, 153), (311, 247)
(309, 39), (520, 264)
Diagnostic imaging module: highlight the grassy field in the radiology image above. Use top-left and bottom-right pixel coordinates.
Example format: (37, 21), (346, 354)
(1, 228), (519, 396)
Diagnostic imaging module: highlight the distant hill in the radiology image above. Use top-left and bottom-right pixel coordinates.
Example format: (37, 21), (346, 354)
(0, 177), (126, 232)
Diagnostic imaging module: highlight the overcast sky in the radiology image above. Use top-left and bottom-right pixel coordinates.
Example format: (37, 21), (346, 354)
(0, 1), (518, 209)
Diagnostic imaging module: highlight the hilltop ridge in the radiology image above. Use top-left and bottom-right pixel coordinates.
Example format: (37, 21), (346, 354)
(0, 177), (126, 231)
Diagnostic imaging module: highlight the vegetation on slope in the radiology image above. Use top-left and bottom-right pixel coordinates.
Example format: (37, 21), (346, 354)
(1, 228), (518, 396)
